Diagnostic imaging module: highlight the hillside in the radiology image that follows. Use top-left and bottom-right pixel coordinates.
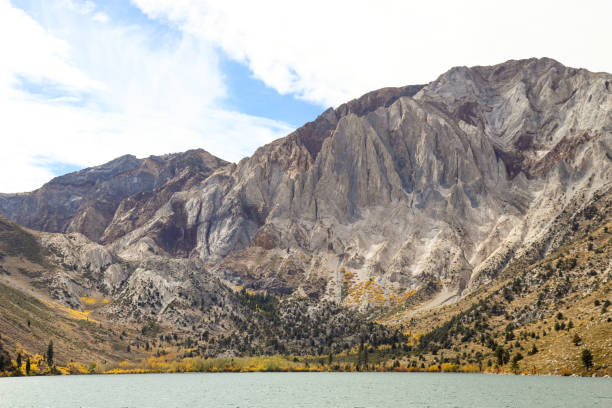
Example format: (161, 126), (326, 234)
(382, 187), (612, 376)
(0, 217), (395, 373)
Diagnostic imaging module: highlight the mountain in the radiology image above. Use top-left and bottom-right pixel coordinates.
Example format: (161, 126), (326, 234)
(0, 149), (228, 242)
(0, 57), (611, 375)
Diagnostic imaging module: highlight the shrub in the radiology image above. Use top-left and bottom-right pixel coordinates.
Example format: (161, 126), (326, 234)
(510, 359), (520, 374)
(0, 343), (10, 372)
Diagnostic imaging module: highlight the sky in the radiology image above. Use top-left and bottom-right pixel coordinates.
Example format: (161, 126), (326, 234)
(1, 0), (611, 193)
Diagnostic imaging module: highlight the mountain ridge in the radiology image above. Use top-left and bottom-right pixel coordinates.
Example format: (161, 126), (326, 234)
(0, 149), (228, 242)
(0, 56), (610, 322)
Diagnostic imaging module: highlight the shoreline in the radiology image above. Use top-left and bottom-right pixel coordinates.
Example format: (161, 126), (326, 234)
(2, 367), (610, 378)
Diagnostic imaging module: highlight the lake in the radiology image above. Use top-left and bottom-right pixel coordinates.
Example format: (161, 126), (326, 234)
(0, 372), (611, 407)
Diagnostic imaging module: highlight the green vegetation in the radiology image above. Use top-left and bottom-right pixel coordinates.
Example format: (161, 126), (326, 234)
(46, 341), (54, 366)
(0, 340), (10, 372)
(237, 288), (278, 315)
(581, 349), (593, 370)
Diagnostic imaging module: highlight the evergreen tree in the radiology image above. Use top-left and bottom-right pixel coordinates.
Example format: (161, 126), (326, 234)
(46, 340), (54, 366)
(513, 352), (523, 362)
(581, 349), (593, 370)
(26, 358), (31, 375)
(495, 346), (508, 365)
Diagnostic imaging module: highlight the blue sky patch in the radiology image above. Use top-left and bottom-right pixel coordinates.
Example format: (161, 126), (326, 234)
(44, 161), (83, 177)
(220, 56), (325, 127)
(31, 157), (83, 180)
(15, 75), (90, 106)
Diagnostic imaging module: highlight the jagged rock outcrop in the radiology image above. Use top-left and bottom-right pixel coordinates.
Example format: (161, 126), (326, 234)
(2, 58), (611, 314)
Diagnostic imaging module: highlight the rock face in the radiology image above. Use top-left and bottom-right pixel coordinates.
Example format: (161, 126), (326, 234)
(0, 149), (228, 242)
(1, 58), (611, 317)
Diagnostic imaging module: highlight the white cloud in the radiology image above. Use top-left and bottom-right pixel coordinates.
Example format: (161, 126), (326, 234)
(4, 0), (611, 193)
(92, 12), (109, 23)
(0, 0), (104, 92)
(58, 0), (95, 15)
(0, 0), (292, 193)
(1, 93), (291, 192)
(132, 0), (612, 107)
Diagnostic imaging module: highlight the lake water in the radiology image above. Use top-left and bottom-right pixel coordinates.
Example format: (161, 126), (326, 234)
(0, 372), (611, 407)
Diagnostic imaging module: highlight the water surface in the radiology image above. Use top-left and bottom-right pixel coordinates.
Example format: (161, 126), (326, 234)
(0, 372), (610, 407)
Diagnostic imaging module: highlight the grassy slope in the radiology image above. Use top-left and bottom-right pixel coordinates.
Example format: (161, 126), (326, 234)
(0, 218), (151, 373)
(0, 280), (151, 368)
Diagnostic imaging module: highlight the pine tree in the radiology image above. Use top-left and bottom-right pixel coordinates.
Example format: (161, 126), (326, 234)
(581, 349), (593, 370)
(47, 340), (54, 366)
(495, 346), (508, 365)
(26, 358), (31, 375)
(511, 352), (523, 373)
